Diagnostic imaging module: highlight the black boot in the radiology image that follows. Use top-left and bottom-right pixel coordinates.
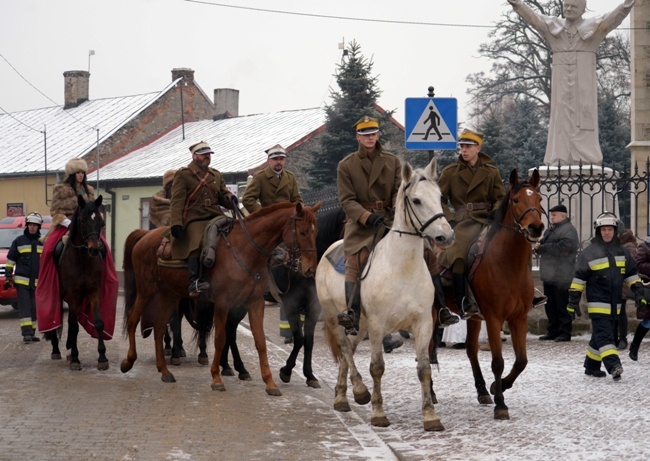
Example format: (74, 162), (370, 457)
(188, 255), (209, 296)
(383, 333), (404, 353)
(432, 274), (460, 327)
(453, 273), (479, 319)
(337, 282), (361, 336)
(629, 324), (649, 361)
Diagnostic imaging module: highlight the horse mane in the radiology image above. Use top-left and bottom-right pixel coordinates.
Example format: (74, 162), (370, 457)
(316, 208), (346, 260)
(245, 201), (317, 228)
(485, 180), (531, 242)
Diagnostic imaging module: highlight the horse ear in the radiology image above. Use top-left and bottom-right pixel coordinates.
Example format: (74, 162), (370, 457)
(529, 169), (540, 188)
(509, 169), (519, 188)
(77, 194), (86, 208)
(402, 161), (413, 183)
(95, 195), (103, 208)
(295, 201), (304, 215)
(426, 158), (437, 178)
(311, 201), (322, 213)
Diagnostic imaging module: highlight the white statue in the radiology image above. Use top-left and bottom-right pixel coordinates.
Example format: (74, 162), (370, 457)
(508, 0), (636, 166)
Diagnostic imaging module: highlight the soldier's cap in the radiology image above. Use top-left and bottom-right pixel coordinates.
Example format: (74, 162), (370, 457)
(457, 128), (483, 146)
(189, 140), (214, 155)
(354, 116), (379, 135)
(265, 144), (287, 159)
(549, 204), (567, 214)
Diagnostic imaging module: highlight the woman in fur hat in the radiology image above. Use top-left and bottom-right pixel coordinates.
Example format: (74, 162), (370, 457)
(149, 170), (175, 228)
(36, 157), (118, 340)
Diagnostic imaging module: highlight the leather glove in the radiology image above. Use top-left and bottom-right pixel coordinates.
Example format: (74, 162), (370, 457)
(3, 278), (14, 290)
(366, 213), (385, 228)
(171, 225), (184, 239)
(230, 195), (239, 208)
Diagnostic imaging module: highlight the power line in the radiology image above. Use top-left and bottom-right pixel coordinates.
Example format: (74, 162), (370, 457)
(0, 104), (43, 133)
(183, 0), (494, 28)
(0, 49), (97, 131)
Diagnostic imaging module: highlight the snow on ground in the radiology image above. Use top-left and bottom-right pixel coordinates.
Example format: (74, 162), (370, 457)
(300, 330), (650, 461)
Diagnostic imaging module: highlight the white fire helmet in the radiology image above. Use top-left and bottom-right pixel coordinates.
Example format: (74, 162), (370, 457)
(25, 212), (43, 226)
(594, 212), (618, 230)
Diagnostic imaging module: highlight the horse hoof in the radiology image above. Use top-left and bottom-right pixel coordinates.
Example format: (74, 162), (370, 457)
(478, 395), (494, 405)
(179, 348), (187, 358)
(370, 416), (390, 427)
(69, 362), (82, 371)
(334, 401), (351, 412)
(120, 360), (132, 373)
(279, 368), (291, 383)
(353, 389), (371, 406)
(51, 353), (62, 360)
(221, 368), (235, 377)
(239, 373), (252, 381)
(494, 409), (510, 420)
(198, 356), (209, 366)
(161, 374), (176, 383)
(424, 419), (445, 432)
(266, 387), (282, 397)
(306, 379), (321, 389)
(432, 394), (438, 405)
(211, 383), (226, 392)
(170, 357), (181, 366)
(164, 348), (172, 357)
(97, 361), (109, 371)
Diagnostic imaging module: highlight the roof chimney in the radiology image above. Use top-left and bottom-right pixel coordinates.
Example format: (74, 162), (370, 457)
(63, 70), (90, 109)
(214, 88), (239, 120)
(171, 68), (195, 83)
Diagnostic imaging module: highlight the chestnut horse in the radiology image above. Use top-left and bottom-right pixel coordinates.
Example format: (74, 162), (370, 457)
(462, 169), (544, 420)
(120, 202), (320, 396)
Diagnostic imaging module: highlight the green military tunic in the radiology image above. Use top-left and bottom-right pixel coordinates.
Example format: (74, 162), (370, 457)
(241, 166), (302, 213)
(436, 151), (505, 268)
(337, 141), (402, 258)
(170, 160), (234, 259)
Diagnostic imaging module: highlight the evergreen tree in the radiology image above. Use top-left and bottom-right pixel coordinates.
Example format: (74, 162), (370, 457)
(307, 41), (395, 189)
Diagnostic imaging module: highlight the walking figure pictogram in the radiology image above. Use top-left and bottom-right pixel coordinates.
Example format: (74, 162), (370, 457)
(423, 106), (442, 141)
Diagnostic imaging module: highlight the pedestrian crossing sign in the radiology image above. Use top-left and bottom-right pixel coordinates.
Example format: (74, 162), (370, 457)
(404, 98), (457, 150)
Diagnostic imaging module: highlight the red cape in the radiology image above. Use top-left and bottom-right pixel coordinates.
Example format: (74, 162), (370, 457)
(36, 226), (118, 340)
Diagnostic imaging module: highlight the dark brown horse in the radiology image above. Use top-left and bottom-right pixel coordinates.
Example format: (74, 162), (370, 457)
(45, 195), (118, 370)
(462, 169), (544, 420)
(120, 202), (320, 396)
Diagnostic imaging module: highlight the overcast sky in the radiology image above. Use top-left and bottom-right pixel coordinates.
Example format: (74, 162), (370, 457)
(0, 0), (631, 127)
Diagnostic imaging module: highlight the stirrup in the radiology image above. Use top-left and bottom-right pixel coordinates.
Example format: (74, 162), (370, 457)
(188, 279), (209, 296)
(532, 295), (548, 308)
(438, 307), (460, 327)
(337, 310), (359, 336)
(460, 298), (479, 319)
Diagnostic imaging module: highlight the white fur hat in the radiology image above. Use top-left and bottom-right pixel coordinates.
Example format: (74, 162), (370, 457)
(65, 158), (88, 176)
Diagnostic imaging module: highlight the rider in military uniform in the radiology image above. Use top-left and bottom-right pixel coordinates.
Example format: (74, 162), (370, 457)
(170, 140), (237, 296)
(242, 144), (303, 213)
(434, 128), (506, 325)
(336, 116), (402, 336)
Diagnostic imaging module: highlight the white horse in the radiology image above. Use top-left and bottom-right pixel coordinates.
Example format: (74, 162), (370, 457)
(317, 158), (454, 431)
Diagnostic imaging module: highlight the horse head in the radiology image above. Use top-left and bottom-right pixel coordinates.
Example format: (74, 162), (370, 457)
(74, 194), (106, 256)
(396, 158), (454, 247)
(506, 169), (545, 242)
(282, 201), (321, 278)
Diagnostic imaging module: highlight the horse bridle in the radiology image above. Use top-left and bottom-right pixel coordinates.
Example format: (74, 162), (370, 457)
(69, 210), (105, 257)
(391, 182), (445, 238)
(504, 185), (544, 240)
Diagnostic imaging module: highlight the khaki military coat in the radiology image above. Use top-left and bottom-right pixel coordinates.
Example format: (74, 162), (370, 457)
(437, 151), (505, 267)
(337, 142), (401, 258)
(242, 166), (303, 213)
(170, 160), (234, 259)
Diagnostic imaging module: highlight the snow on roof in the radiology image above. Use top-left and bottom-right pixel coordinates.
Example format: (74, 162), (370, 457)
(0, 80), (179, 176)
(87, 107), (326, 182)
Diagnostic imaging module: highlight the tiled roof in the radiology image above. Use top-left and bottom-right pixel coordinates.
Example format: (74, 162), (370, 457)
(0, 80), (179, 176)
(87, 107), (326, 182)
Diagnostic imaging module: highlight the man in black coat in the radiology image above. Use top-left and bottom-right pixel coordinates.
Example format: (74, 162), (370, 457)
(534, 204), (579, 341)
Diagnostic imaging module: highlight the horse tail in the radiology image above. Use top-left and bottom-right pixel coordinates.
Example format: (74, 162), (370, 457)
(122, 229), (149, 335)
(323, 321), (342, 364)
(189, 299), (214, 343)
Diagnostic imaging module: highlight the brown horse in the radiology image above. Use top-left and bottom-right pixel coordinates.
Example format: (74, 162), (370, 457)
(120, 202), (320, 396)
(461, 169), (544, 420)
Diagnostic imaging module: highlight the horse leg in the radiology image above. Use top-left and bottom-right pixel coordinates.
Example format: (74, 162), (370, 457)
(48, 326), (62, 360)
(301, 305), (320, 388)
(247, 299), (281, 396)
(154, 304), (176, 383)
(227, 306), (251, 380)
(466, 318), (493, 405)
(169, 310), (183, 366)
(483, 318), (507, 420)
(368, 330), (389, 427)
(210, 307), (229, 391)
(195, 300), (211, 366)
(219, 339), (234, 376)
(120, 295), (149, 374)
(90, 293), (109, 371)
(413, 320), (444, 431)
(66, 307), (81, 371)
(164, 326), (172, 356)
(279, 302), (304, 384)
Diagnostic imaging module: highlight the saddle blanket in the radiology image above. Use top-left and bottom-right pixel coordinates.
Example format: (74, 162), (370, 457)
(325, 243), (346, 275)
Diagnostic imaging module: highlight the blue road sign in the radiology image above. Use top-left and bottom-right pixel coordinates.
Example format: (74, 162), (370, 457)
(405, 98), (457, 150)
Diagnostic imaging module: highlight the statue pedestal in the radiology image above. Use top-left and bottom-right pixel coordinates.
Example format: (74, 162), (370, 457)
(531, 164), (619, 248)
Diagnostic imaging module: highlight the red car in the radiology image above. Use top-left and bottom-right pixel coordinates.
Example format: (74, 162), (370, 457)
(0, 215), (51, 309)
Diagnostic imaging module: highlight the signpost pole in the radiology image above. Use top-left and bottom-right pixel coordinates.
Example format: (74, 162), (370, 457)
(427, 85), (435, 162)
